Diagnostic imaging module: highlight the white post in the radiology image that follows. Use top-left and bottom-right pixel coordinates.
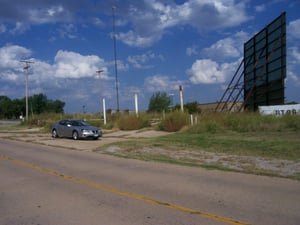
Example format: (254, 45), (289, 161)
(190, 114), (193, 126)
(25, 70), (29, 120)
(179, 85), (184, 112)
(103, 98), (107, 125)
(134, 93), (139, 116)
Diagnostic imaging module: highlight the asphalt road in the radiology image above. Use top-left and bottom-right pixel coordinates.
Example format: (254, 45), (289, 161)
(1, 139), (300, 225)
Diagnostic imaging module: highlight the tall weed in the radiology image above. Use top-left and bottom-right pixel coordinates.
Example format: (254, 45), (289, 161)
(117, 114), (150, 130)
(188, 113), (300, 134)
(159, 111), (188, 132)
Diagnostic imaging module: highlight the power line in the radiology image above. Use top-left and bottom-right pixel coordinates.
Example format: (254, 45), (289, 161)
(112, 5), (119, 112)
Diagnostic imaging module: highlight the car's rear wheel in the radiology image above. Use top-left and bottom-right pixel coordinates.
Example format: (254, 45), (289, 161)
(72, 131), (79, 140)
(52, 129), (58, 138)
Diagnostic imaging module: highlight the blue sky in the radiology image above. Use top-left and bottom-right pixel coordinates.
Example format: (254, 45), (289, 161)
(0, 0), (299, 113)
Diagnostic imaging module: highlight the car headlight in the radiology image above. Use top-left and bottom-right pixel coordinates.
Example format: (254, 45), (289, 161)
(81, 129), (93, 134)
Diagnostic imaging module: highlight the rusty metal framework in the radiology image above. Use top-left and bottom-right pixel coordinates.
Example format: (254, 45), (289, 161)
(215, 59), (245, 112)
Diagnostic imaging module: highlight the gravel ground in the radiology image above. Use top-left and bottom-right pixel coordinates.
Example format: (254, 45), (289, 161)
(1, 128), (299, 178)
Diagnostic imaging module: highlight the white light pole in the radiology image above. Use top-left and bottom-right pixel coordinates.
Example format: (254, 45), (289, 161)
(134, 93), (139, 116)
(20, 60), (34, 120)
(179, 85), (184, 112)
(96, 70), (104, 113)
(103, 98), (107, 125)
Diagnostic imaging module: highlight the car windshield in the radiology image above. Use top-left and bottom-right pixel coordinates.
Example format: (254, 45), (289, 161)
(71, 120), (90, 126)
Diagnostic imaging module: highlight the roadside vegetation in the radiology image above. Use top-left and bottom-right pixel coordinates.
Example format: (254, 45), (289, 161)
(14, 110), (298, 160)
(1, 110), (300, 179)
(97, 111), (300, 180)
(95, 112), (300, 159)
(2, 109), (299, 162)
(1, 91), (299, 179)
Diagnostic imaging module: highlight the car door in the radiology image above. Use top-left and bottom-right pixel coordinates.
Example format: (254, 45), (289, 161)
(57, 120), (68, 137)
(63, 120), (73, 137)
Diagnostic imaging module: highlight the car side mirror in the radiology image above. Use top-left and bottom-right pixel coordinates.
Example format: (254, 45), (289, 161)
(67, 124), (72, 127)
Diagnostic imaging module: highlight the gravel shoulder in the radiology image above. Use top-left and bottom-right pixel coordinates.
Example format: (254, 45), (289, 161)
(0, 128), (299, 179)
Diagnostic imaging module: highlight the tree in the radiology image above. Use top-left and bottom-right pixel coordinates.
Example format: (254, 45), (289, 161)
(0, 96), (12, 118)
(47, 100), (65, 113)
(184, 101), (200, 114)
(0, 94), (65, 119)
(29, 93), (65, 114)
(12, 98), (25, 118)
(148, 91), (172, 112)
(30, 93), (48, 114)
(173, 101), (200, 114)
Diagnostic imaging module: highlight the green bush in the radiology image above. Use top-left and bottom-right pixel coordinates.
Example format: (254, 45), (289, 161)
(159, 111), (188, 132)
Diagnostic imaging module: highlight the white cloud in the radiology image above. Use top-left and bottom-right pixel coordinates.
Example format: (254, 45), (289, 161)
(10, 22), (30, 35)
(56, 24), (78, 39)
(118, 30), (161, 48)
(127, 51), (163, 68)
(188, 59), (239, 84)
(186, 45), (198, 56)
(0, 24), (6, 33)
(117, 0), (250, 48)
(0, 44), (116, 106)
(288, 19), (300, 39)
(0, 44), (32, 71)
(144, 75), (181, 93)
(290, 47), (300, 63)
(202, 31), (249, 61)
(287, 47), (300, 87)
(0, 0), (250, 48)
(188, 59), (223, 84)
(54, 50), (104, 78)
(255, 4), (266, 12)
(28, 5), (70, 24)
(92, 17), (105, 27)
(186, 0), (250, 30)
(0, 45), (110, 82)
(287, 71), (300, 87)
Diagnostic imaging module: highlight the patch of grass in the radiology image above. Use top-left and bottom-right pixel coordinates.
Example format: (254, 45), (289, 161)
(97, 130), (300, 161)
(289, 173), (300, 181)
(153, 132), (300, 160)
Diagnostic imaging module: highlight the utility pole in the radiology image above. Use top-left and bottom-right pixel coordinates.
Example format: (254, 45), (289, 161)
(20, 60), (34, 120)
(96, 70), (104, 113)
(112, 5), (120, 111)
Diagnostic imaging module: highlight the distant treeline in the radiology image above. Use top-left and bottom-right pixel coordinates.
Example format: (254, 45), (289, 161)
(0, 93), (65, 119)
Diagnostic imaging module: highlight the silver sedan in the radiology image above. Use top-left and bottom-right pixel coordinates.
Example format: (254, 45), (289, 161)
(51, 119), (102, 140)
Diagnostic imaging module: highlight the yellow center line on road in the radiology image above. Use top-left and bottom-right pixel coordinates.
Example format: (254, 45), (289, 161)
(0, 154), (251, 225)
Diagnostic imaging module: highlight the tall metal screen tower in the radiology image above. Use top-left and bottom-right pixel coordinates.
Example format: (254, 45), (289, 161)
(216, 12), (286, 112)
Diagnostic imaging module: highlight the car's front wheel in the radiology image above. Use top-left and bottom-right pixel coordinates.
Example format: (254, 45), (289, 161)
(72, 131), (79, 140)
(52, 129), (58, 138)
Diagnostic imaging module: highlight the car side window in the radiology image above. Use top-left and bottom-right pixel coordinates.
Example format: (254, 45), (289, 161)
(72, 120), (81, 126)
